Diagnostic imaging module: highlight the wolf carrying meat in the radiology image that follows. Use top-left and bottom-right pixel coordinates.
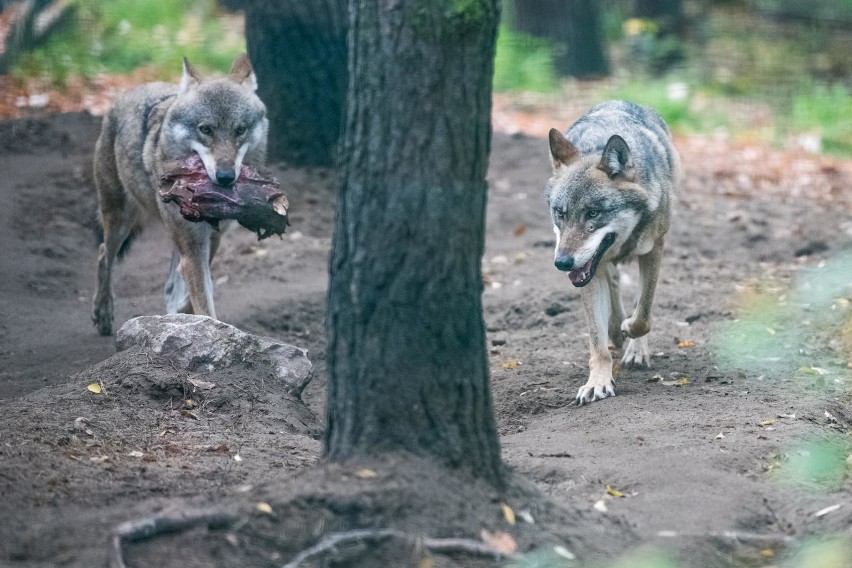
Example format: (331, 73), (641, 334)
(92, 54), (269, 335)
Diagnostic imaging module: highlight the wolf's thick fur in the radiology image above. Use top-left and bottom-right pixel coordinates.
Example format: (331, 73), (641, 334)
(546, 100), (680, 405)
(92, 54), (268, 335)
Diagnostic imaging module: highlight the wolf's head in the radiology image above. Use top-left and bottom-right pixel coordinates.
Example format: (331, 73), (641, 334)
(163, 54), (268, 187)
(546, 128), (649, 287)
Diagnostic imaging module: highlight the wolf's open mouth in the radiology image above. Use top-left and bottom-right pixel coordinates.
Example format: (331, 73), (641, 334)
(568, 233), (616, 288)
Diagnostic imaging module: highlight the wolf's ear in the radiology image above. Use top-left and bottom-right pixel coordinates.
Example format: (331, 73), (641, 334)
(179, 57), (202, 95)
(598, 135), (635, 181)
(230, 53), (258, 91)
(549, 128), (579, 170)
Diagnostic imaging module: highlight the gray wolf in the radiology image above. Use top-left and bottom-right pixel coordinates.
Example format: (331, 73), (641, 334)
(92, 54), (268, 335)
(546, 100), (680, 405)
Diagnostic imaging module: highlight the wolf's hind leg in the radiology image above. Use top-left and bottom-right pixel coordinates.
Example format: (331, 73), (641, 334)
(622, 336), (651, 368)
(164, 249), (192, 314)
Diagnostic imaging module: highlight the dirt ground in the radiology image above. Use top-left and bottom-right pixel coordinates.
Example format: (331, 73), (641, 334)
(0, 110), (850, 567)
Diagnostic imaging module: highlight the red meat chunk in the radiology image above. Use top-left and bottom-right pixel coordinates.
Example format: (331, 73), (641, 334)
(159, 155), (289, 240)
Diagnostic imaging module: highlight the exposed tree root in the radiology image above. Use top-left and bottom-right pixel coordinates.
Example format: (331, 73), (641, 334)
(111, 510), (238, 568)
(281, 528), (518, 568)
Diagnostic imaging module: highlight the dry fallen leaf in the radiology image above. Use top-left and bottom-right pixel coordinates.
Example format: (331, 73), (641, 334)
(606, 485), (625, 498)
(256, 502), (273, 514)
(677, 341), (695, 348)
(354, 468), (377, 479)
(188, 377), (216, 390)
(480, 530), (517, 555)
(87, 383), (102, 394)
(501, 360), (521, 369)
(760, 549), (774, 558)
(660, 377), (689, 386)
(180, 410), (199, 420)
(814, 503), (842, 517)
(183, 399), (198, 410)
(502, 503), (516, 525)
(517, 510), (535, 524)
(758, 419), (775, 426)
(553, 545), (576, 560)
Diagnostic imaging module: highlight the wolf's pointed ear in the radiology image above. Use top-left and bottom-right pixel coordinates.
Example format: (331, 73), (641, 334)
(230, 53), (258, 91)
(598, 135), (635, 181)
(549, 128), (579, 170)
(179, 57), (202, 95)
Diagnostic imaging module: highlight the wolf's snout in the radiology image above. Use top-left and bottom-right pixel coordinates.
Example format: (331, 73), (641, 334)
(215, 169), (237, 187)
(554, 255), (575, 272)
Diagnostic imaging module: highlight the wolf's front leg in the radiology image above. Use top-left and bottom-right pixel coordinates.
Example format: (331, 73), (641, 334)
(621, 238), (664, 368)
(576, 274), (615, 405)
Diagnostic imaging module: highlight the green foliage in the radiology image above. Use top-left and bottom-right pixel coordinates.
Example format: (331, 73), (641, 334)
(791, 85), (852, 155)
(783, 537), (852, 568)
(493, 24), (557, 93)
(779, 434), (851, 490)
(13, 0), (244, 86)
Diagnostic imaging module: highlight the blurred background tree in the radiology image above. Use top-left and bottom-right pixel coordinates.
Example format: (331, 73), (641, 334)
(242, 0), (347, 166)
(1, 0), (851, 154)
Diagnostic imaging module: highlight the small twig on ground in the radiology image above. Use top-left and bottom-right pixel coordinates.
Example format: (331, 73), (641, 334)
(281, 528), (518, 568)
(111, 510), (238, 568)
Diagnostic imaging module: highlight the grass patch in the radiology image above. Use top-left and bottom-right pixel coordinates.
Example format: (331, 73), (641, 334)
(13, 0), (244, 86)
(790, 85), (852, 155)
(493, 24), (558, 93)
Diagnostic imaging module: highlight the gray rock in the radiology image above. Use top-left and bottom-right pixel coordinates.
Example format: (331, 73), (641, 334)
(116, 314), (312, 396)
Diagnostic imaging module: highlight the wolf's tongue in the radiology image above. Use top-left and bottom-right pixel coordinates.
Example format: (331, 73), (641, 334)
(568, 258), (594, 285)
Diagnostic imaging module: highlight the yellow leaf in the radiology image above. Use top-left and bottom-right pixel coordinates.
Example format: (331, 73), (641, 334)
(760, 549), (774, 558)
(480, 530), (517, 555)
(354, 468), (377, 479)
(502, 503), (516, 525)
(660, 377), (689, 386)
(256, 502), (273, 514)
(677, 341), (695, 348)
(759, 419), (775, 426)
(87, 383), (102, 394)
(606, 485), (625, 498)
(501, 360), (521, 369)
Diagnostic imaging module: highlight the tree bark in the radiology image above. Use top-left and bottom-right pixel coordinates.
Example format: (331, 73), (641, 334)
(244, 0), (347, 166)
(510, 0), (608, 78)
(325, 0), (503, 487)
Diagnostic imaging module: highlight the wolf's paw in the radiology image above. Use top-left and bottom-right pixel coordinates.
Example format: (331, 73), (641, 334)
(621, 316), (650, 339)
(575, 378), (616, 406)
(92, 301), (113, 336)
(621, 336), (651, 368)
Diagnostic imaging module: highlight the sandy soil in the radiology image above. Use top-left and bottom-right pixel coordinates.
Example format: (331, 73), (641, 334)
(0, 111), (850, 567)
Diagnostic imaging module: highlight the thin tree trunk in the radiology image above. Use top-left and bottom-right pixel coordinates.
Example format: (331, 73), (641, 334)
(244, 0), (347, 166)
(325, 0), (503, 487)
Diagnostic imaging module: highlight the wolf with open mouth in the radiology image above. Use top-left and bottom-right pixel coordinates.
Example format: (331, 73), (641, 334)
(546, 100), (681, 405)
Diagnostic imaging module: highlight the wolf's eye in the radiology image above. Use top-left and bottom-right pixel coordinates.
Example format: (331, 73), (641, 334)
(587, 209), (599, 219)
(235, 126), (247, 136)
(198, 125), (213, 136)
(553, 208), (565, 219)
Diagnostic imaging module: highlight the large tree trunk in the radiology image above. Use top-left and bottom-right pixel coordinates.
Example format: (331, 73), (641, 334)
(244, 0), (347, 166)
(325, 0), (503, 487)
(510, 0), (608, 78)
